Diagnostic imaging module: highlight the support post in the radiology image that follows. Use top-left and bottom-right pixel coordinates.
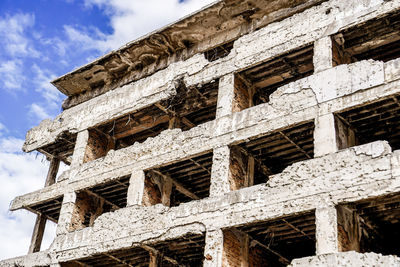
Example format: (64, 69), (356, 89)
(314, 113), (338, 157)
(315, 206), (338, 255)
(127, 171), (145, 206)
(56, 191), (77, 235)
(28, 156), (61, 253)
(203, 229), (224, 267)
(45, 157), (60, 186)
(70, 130), (89, 168)
(28, 214), (47, 253)
(313, 36), (333, 73)
(216, 74), (235, 118)
(210, 146), (231, 197)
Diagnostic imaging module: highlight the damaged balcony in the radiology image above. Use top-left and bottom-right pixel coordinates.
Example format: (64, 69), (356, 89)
(337, 193), (400, 257)
(70, 175), (130, 230)
(229, 120), (314, 190)
(83, 80), (219, 163)
(27, 196), (64, 224)
(233, 43), (314, 111)
(38, 132), (77, 166)
(143, 151), (213, 207)
(335, 94), (400, 150)
(224, 211), (316, 266)
(332, 11), (400, 65)
(60, 233), (205, 267)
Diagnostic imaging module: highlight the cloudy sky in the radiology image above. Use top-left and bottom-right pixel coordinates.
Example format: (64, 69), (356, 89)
(0, 0), (215, 260)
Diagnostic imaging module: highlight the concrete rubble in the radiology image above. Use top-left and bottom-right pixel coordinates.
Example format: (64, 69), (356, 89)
(2, 0), (400, 266)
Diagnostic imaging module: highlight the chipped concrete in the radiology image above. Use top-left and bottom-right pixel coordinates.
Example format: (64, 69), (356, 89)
(3, 0), (400, 266)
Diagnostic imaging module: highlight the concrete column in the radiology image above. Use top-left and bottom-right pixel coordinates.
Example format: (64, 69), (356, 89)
(45, 157), (60, 186)
(313, 36), (333, 73)
(28, 214), (46, 253)
(56, 191), (77, 235)
(70, 130), (89, 168)
(203, 229), (224, 267)
(216, 73), (235, 118)
(315, 206), (338, 255)
(314, 113), (338, 157)
(28, 156), (61, 254)
(210, 146), (231, 197)
(127, 170), (146, 206)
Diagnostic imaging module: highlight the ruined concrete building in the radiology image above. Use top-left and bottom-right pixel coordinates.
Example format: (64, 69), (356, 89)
(2, 0), (400, 266)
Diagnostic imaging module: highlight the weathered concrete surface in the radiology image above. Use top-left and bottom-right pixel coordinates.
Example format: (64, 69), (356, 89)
(12, 65), (400, 211)
(289, 251), (400, 267)
(4, 0), (400, 265)
(40, 142), (400, 261)
(22, 0), (400, 153)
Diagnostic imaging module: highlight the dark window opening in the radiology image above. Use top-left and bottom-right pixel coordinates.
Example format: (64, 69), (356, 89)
(229, 121), (315, 190)
(204, 41), (235, 62)
(334, 94), (400, 151)
(60, 234), (205, 267)
(233, 44), (314, 111)
(332, 11), (400, 65)
(338, 194), (400, 256)
(144, 151), (213, 207)
(224, 211), (315, 266)
(70, 176), (130, 230)
(83, 80), (219, 162)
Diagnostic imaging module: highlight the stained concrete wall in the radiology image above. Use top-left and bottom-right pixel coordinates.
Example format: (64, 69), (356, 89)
(3, 0), (400, 266)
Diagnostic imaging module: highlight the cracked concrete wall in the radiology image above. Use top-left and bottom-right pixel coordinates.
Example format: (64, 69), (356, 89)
(11, 61), (400, 211)
(4, 0), (400, 266)
(22, 0), (400, 153)
(289, 251), (400, 267)
(30, 141), (400, 262)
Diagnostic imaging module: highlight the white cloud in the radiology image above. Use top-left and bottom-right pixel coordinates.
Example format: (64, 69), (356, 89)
(0, 136), (57, 260)
(32, 65), (62, 106)
(0, 13), (39, 58)
(67, 0), (215, 53)
(29, 103), (52, 121)
(0, 59), (24, 92)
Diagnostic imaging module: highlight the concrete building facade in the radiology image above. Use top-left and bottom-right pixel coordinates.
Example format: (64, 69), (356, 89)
(2, 0), (400, 266)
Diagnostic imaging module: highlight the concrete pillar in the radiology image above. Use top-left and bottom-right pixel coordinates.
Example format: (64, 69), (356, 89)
(45, 157), (60, 186)
(210, 146), (231, 197)
(315, 206), (338, 255)
(56, 191), (77, 235)
(203, 229), (224, 267)
(216, 73), (235, 118)
(28, 214), (46, 253)
(314, 113), (338, 157)
(28, 156), (60, 253)
(70, 130), (89, 168)
(313, 36), (333, 73)
(127, 170), (145, 206)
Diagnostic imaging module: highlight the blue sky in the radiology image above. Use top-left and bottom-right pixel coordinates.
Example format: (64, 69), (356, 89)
(0, 0), (214, 260)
